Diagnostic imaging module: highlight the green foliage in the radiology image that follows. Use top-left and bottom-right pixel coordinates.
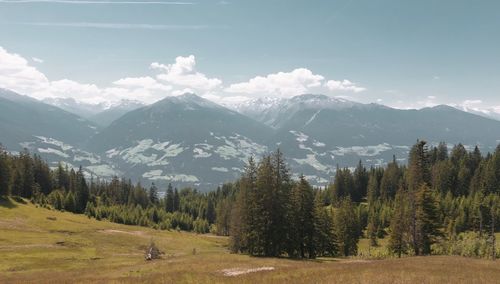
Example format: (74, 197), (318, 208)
(415, 183), (442, 254)
(432, 231), (499, 258)
(334, 198), (360, 256)
(0, 147), (11, 196)
(193, 218), (209, 234)
(288, 175), (315, 258)
(388, 186), (409, 257)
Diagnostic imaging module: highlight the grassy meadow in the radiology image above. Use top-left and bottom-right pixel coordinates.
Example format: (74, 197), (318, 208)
(1, 198), (499, 283)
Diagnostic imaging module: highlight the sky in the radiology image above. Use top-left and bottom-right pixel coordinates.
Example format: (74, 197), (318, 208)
(0, 0), (499, 113)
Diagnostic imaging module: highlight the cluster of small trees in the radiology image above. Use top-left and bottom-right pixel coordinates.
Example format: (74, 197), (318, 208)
(326, 141), (499, 257)
(227, 151), (359, 258)
(384, 141), (499, 257)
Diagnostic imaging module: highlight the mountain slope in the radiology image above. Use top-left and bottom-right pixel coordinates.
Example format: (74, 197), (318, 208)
(0, 88), (99, 149)
(257, 96), (500, 184)
(88, 93), (274, 187)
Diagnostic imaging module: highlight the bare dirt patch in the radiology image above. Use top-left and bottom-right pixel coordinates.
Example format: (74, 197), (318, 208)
(221, 266), (275, 276)
(99, 229), (147, 236)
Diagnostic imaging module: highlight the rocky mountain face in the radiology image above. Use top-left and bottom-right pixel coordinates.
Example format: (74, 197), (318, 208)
(3, 89), (500, 191)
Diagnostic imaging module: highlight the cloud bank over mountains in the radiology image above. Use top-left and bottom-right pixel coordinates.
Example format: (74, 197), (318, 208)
(0, 45), (498, 118)
(0, 46), (366, 106)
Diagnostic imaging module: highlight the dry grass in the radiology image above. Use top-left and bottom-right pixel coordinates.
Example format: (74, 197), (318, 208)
(1, 198), (499, 283)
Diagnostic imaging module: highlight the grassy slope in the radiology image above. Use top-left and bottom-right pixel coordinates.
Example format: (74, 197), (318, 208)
(1, 199), (499, 284)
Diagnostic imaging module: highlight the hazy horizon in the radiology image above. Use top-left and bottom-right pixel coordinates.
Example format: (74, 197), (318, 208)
(0, 0), (499, 115)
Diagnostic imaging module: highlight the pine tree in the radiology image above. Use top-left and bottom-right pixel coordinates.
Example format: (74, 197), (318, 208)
(388, 185), (408, 257)
(331, 167), (354, 204)
(19, 150), (35, 198)
(312, 192), (337, 256)
(352, 160), (368, 202)
(334, 197), (360, 256)
(244, 156), (268, 255)
(215, 198), (232, 236)
(367, 207), (379, 247)
(431, 160), (454, 195)
(288, 175), (315, 258)
(380, 156), (401, 200)
(0, 147), (11, 196)
(415, 184), (442, 255)
(74, 166), (89, 213)
(367, 169), (381, 204)
(270, 149), (292, 256)
(437, 142), (449, 161)
(230, 156), (257, 252)
(165, 183), (174, 212)
(407, 140), (431, 255)
(64, 191), (76, 212)
(33, 154), (52, 195)
(148, 183), (159, 205)
(173, 188), (180, 211)
(206, 198), (215, 224)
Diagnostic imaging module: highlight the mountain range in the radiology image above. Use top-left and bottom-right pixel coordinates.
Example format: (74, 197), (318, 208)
(2, 88), (500, 191)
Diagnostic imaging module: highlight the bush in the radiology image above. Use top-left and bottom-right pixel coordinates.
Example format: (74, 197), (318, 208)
(193, 218), (209, 234)
(432, 231), (499, 258)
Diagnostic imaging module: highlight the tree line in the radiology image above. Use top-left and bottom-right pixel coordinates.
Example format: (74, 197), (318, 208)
(217, 142), (499, 259)
(0, 141), (499, 259)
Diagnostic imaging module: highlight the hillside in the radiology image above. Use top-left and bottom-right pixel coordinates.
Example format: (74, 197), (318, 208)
(87, 93), (274, 187)
(1, 198), (499, 283)
(0, 88), (99, 149)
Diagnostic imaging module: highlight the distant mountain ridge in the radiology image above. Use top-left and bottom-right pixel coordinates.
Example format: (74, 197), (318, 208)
(2, 88), (500, 190)
(43, 97), (145, 127)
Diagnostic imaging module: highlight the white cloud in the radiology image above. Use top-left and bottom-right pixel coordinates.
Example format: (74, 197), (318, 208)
(113, 76), (171, 91)
(0, 46), (49, 94)
(171, 88), (194, 96)
(462, 99), (482, 106)
(451, 99), (500, 121)
(152, 55), (222, 91)
(427, 95), (436, 100)
(32, 57), (44, 63)
(203, 94), (249, 106)
(325, 79), (366, 93)
(225, 68), (324, 97)
(457, 99), (487, 114)
(0, 46), (176, 104)
(1, 46), (372, 107)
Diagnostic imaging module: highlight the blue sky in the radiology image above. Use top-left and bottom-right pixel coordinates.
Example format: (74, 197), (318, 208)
(0, 0), (499, 112)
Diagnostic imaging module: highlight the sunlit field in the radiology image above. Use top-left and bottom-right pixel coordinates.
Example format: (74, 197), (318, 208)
(1, 198), (499, 284)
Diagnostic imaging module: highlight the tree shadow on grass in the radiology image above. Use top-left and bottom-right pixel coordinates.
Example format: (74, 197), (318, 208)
(0, 196), (18, 208)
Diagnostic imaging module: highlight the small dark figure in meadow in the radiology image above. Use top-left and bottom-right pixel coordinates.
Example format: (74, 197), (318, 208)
(145, 240), (162, 261)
